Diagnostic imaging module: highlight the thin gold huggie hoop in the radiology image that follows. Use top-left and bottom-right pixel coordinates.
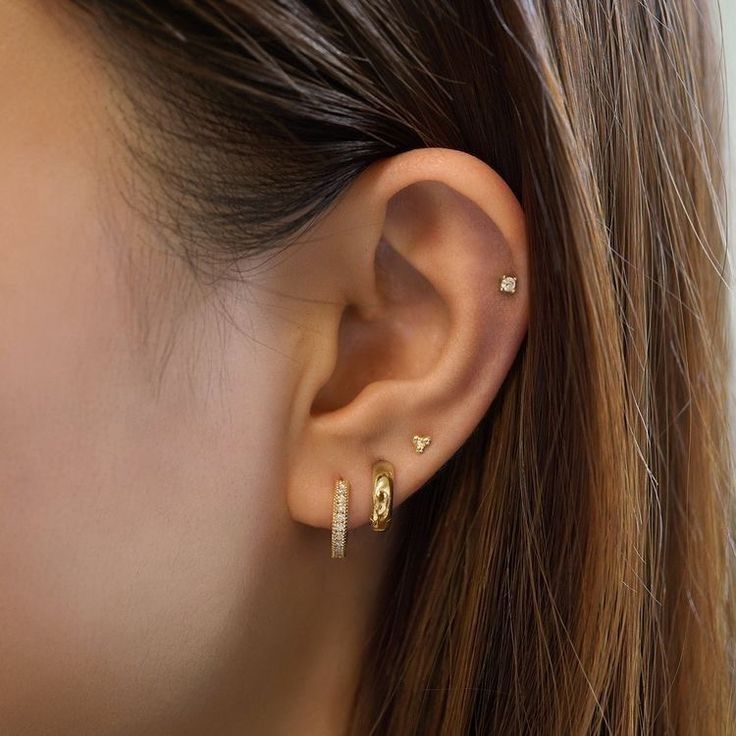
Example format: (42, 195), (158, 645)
(331, 478), (350, 558)
(370, 460), (394, 532)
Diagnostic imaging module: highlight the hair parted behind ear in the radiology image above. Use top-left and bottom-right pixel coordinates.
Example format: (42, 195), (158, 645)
(66, 1), (734, 734)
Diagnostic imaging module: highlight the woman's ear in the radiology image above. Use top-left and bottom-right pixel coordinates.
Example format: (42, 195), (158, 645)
(254, 147), (528, 531)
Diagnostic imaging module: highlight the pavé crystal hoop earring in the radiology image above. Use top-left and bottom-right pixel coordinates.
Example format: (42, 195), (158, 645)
(331, 478), (350, 559)
(499, 274), (518, 294)
(370, 460), (394, 532)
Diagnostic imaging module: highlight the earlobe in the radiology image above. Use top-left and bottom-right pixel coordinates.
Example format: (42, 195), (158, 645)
(275, 148), (528, 550)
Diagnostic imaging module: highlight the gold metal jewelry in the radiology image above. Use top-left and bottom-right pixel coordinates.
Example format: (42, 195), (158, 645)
(331, 478), (350, 558)
(499, 274), (517, 294)
(412, 435), (432, 454)
(370, 460), (394, 532)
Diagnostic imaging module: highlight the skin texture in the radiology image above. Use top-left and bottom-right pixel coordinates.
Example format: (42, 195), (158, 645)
(0, 1), (528, 734)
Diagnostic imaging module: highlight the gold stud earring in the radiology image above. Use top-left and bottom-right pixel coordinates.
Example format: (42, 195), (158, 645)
(412, 435), (432, 453)
(331, 477), (350, 559)
(499, 274), (517, 294)
(370, 460), (394, 532)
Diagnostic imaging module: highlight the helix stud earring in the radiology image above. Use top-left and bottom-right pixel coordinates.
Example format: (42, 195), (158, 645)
(499, 274), (518, 294)
(331, 477), (350, 559)
(370, 460), (394, 532)
(412, 435), (432, 454)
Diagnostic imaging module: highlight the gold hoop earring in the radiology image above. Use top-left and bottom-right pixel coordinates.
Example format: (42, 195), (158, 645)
(331, 478), (350, 559)
(370, 460), (394, 532)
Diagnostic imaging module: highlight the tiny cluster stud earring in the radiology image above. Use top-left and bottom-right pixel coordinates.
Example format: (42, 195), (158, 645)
(412, 434), (432, 453)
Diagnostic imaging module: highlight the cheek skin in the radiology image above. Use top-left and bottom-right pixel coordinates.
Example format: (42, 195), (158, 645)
(0, 4), (294, 734)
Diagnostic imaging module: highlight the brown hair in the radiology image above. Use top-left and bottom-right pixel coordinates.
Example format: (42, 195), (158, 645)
(65, 1), (734, 732)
